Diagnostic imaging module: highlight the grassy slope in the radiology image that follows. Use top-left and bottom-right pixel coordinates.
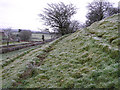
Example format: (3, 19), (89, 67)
(2, 45), (42, 87)
(2, 14), (119, 88)
(2, 34), (68, 88)
(23, 14), (119, 88)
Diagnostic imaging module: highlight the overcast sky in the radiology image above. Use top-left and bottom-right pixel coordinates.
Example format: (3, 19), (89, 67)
(0, 0), (118, 31)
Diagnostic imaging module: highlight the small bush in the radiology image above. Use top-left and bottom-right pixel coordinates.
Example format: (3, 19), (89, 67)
(19, 30), (32, 41)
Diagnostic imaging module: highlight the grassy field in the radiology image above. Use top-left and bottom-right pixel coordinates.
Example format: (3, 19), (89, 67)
(2, 14), (119, 88)
(12, 31), (54, 41)
(31, 33), (53, 41)
(0, 41), (29, 47)
(1, 35), (68, 88)
(1, 42), (50, 87)
(1, 45), (42, 60)
(0, 33), (53, 47)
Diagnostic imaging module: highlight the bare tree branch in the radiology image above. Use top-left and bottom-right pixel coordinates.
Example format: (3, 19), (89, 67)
(39, 2), (77, 35)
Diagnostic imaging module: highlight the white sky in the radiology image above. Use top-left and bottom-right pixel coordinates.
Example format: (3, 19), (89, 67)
(0, 0), (118, 31)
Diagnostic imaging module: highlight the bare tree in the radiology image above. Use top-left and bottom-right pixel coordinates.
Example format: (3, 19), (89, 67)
(3, 28), (12, 46)
(39, 2), (77, 35)
(69, 20), (81, 33)
(85, 0), (113, 27)
(107, 7), (120, 16)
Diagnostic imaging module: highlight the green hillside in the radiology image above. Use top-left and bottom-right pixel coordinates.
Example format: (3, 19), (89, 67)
(2, 14), (119, 88)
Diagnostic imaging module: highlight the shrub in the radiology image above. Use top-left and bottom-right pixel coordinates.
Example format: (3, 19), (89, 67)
(19, 30), (32, 41)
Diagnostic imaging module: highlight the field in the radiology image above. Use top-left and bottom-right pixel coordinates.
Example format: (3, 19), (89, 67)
(2, 45), (42, 60)
(1, 35), (68, 88)
(1, 14), (119, 88)
(31, 33), (54, 41)
(12, 32), (54, 41)
(0, 32), (53, 47)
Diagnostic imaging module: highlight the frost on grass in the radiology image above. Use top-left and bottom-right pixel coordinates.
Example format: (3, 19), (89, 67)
(2, 14), (119, 88)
